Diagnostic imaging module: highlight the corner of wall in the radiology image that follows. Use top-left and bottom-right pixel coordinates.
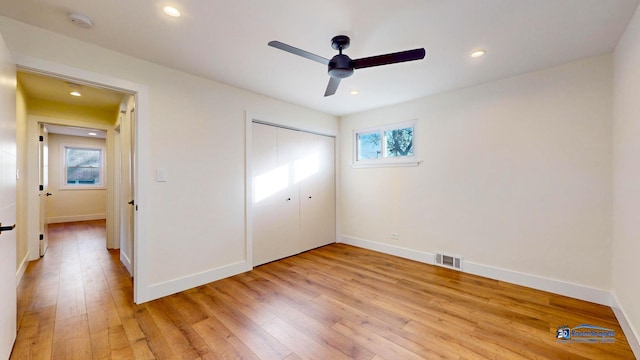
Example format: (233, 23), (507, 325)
(611, 293), (640, 358)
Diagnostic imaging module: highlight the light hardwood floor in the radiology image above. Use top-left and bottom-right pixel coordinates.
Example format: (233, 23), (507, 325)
(10, 220), (635, 359)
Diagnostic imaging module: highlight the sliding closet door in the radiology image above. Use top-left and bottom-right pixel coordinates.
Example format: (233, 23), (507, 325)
(275, 127), (301, 259)
(299, 132), (335, 251)
(252, 123), (280, 265)
(252, 122), (335, 266)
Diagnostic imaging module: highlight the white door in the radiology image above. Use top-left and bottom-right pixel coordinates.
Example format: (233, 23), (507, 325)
(252, 123), (335, 266)
(0, 33), (17, 360)
(299, 132), (335, 251)
(252, 123), (280, 265)
(38, 124), (49, 256)
(275, 127), (301, 259)
(252, 123), (302, 265)
(120, 103), (135, 275)
(128, 108), (135, 270)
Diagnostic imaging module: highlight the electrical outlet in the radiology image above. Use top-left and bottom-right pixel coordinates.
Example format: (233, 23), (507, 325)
(390, 232), (399, 241)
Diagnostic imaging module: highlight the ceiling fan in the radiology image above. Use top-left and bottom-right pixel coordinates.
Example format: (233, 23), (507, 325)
(268, 35), (426, 97)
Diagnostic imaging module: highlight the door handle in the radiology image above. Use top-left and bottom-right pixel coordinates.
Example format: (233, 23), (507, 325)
(128, 200), (135, 205)
(46, 192), (52, 196)
(0, 223), (16, 234)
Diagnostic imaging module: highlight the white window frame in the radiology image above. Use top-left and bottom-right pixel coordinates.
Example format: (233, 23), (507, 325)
(60, 143), (106, 190)
(353, 119), (419, 168)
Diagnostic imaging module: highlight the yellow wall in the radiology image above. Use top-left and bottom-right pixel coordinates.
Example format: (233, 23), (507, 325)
(28, 98), (117, 125)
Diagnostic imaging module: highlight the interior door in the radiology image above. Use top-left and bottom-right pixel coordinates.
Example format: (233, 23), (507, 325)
(38, 124), (49, 256)
(129, 108), (135, 274)
(0, 32), (17, 360)
(120, 104), (135, 276)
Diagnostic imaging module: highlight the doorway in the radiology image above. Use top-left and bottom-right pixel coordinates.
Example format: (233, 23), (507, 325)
(37, 123), (110, 257)
(14, 56), (149, 304)
(17, 69), (138, 279)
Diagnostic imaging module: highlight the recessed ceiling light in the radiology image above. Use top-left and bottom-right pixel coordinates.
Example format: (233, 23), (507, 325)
(470, 49), (486, 58)
(349, 90), (359, 95)
(69, 91), (82, 97)
(163, 6), (181, 17)
(88, 132), (97, 136)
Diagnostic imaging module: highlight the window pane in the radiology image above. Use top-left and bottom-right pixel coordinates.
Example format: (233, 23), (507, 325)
(67, 167), (100, 184)
(357, 132), (382, 160)
(65, 147), (102, 186)
(384, 127), (413, 157)
(67, 148), (101, 167)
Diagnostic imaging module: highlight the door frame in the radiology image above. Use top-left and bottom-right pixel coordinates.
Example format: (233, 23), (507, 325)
(244, 112), (338, 270)
(16, 54), (150, 303)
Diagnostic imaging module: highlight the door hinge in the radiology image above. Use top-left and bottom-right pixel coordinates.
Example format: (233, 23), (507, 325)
(39, 185), (44, 191)
(39, 135), (44, 142)
(39, 234), (44, 241)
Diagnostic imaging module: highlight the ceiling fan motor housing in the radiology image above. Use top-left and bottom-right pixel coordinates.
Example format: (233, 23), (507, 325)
(328, 54), (354, 78)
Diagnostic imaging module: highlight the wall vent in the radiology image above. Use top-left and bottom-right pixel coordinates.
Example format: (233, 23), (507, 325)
(435, 252), (463, 271)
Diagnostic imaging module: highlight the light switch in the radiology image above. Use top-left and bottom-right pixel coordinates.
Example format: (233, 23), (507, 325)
(156, 168), (167, 182)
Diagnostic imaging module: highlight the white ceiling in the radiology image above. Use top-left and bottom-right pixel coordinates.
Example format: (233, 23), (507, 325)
(45, 124), (106, 139)
(1, 0), (638, 116)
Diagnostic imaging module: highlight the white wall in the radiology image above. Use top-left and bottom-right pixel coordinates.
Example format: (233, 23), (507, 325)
(612, 3), (640, 353)
(46, 133), (107, 223)
(340, 55), (613, 292)
(0, 17), (338, 302)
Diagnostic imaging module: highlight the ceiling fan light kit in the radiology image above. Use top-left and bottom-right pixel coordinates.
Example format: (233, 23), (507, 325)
(269, 35), (426, 97)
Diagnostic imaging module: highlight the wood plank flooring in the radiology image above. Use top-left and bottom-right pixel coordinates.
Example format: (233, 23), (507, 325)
(11, 220), (636, 359)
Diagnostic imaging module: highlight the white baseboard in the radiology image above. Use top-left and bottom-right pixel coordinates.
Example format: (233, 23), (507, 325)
(611, 294), (640, 358)
(120, 251), (133, 277)
(145, 261), (247, 301)
(339, 235), (436, 264)
(463, 261), (612, 306)
(16, 251), (30, 286)
(338, 235), (611, 306)
(47, 214), (106, 224)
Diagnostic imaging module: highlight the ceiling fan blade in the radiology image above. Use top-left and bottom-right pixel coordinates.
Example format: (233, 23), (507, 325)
(352, 48), (426, 69)
(268, 41), (330, 65)
(324, 77), (341, 97)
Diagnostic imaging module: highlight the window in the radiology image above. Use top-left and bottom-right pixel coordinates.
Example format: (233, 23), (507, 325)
(354, 120), (418, 167)
(61, 145), (105, 189)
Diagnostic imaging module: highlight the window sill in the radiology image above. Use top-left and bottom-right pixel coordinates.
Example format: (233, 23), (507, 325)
(59, 186), (106, 191)
(352, 160), (421, 169)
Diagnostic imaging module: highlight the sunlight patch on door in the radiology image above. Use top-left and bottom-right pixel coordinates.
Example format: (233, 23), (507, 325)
(254, 165), (289, 203)
(294, 152), (319, 184)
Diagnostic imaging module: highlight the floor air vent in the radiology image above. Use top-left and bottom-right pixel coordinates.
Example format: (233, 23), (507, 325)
(435, 252), (463, 271)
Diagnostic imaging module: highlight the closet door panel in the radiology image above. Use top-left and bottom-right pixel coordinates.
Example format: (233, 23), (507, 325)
(253, 123), (335, 265)
(299, 133), (336, 251)
(252, 123), (280, 266)
(298, 132), (321, 250)
(317, 135), (336, 247)
(276, 127), (301, 259)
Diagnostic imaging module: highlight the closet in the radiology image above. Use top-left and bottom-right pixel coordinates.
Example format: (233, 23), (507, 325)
(252, 122), (335, 266)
